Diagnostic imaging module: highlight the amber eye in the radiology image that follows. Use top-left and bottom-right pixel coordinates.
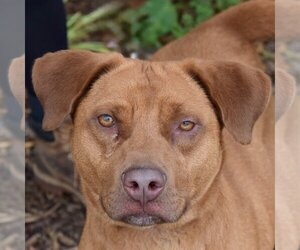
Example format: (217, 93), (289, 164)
(98, 114), (115, 128)
(179, 120), (195, 131)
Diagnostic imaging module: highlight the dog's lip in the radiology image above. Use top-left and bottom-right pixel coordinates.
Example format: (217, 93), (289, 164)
(120, 213), (165, 226)
(100, 195), (188, 227)
(118, 202), (167, 226)
(101, 199), (169, 226)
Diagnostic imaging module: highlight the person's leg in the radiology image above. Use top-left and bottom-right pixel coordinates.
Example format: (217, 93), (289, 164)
(26, 0), (67, 141)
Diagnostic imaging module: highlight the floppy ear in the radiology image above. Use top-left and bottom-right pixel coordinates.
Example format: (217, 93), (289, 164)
(32, 50), (124, 131)
(181, 59), (272, 144)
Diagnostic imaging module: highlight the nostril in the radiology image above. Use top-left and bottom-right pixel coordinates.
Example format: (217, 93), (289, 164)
(148, 181), (159, 191)
(129, 181), (139, 190)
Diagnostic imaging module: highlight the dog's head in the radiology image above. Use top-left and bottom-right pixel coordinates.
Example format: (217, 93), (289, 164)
(32, 50), (271, 227)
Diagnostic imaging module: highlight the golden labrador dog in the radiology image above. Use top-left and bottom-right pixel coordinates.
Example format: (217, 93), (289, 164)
(32, 1), (274, 249)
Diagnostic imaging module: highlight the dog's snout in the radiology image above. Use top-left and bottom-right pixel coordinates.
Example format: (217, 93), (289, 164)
(122, 168), (167, 205)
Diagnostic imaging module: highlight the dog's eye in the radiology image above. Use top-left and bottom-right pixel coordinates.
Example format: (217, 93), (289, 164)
(98, 114), (115, 128)
(179, 120), (195, 131)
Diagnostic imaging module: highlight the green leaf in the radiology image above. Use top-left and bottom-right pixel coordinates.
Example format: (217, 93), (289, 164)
(129, 0), (179, 48)
(171, 24), (186, 38)
(80, 2), (123, 26)
(216, 0), (241, 11)
(189, 0), (214, 24)
(70, 41), (110, 52)
(181, 13), (194, 28)
(67, 13), (82, 29)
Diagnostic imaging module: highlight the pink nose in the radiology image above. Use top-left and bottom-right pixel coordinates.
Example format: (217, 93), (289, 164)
(122, 168), (167, 205)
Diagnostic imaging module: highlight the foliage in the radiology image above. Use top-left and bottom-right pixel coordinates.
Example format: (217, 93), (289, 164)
(215, 0), (242, 11)
(66, 0), (243, 51)
(67, 2), (123, 52)
(126, 0), (178, 48)
(123, 0), (242, 48)
(70, 41), (110, 52)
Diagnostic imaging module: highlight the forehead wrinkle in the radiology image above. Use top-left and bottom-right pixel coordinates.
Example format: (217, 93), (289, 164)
(159, 97), (184, 118)
(142, 62), (167, 90)
(133, 63), (194, 115)
(131, 63), (161, 98)
(127, 65), (162, 129)
(93, 61), (139, 90)
(160, 96), (184, 111)
(149, 62), (169, 79)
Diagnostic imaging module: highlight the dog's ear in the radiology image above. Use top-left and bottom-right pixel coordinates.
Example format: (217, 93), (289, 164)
(181, 59), (272, 144)
(32, 50), (124, 131)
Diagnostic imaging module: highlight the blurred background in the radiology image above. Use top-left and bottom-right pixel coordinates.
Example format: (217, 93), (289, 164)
(64, 0), (247, 56)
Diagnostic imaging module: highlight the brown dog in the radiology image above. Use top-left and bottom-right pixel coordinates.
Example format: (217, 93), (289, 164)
(32, 1), (274, 249)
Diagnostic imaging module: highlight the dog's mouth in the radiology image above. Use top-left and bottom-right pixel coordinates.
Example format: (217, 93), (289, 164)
(101, 191), (187, 227)
(121, 213), (165, 226)
(105, 201), (170, 227)
(101, 198), (180, 227)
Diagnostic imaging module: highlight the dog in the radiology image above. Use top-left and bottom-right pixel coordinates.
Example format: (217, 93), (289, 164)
(32, 0), (275, 249)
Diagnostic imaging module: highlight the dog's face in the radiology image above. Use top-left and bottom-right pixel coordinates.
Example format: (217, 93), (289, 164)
(32, 50), (271, 227)
(72, 61), (222, 226)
